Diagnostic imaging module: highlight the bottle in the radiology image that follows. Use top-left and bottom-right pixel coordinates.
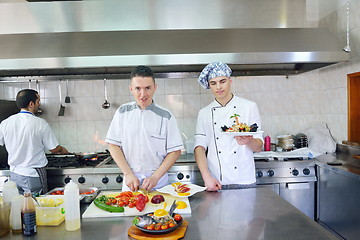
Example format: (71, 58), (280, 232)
(64, 180), (81, 231)
(2, 180), (19, 204)
(265, 135), (271, 151)
(11, 195), (24, 233)
(21, 192), (37, 236)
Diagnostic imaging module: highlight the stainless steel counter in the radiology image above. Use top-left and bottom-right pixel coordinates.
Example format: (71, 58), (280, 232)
(5, 188), (338, 240)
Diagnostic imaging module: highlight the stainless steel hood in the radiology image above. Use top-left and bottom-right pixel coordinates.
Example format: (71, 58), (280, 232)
(0, 0), (350, 79)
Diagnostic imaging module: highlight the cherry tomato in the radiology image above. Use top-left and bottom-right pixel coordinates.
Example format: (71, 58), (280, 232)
(128, 202), (135, 208)
(146, 224), (155, 230)
(118, 201), (125, 207)
(169, 222), (176, 228)
(154, 224), (161, 230)
(174, 214), (182, 221)
(161, 224), (168, 230)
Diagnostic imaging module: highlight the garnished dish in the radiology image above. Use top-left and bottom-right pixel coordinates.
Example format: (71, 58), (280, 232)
(132, 202), (183, 234)
(221, 114), (263, 136)
(157, 183), (207, 198)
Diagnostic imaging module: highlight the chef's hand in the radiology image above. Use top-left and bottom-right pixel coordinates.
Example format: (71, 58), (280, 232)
(125, 173), (140, 192)
(204, 176), (222, 191)
(234, 136), (253, 145)
(141, 176), (159, 191)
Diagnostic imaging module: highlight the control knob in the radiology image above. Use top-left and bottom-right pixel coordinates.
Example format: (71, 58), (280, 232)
(267, 170), (274, 177)
(256, 171), (263, 178)
(303, 168), (311, 175)
(177, 173), (184, 180)
(64, 176), (71, 184)
(116, 175), (123, 183)
(78, 176), (86, 184)
(102, 176), (109, 184)
(292, 169), (299, 176)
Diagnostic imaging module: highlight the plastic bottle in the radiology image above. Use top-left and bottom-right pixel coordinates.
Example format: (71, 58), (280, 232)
(11, 195), (24, 233)
(64, 180), (81, 231)
(21, 192), (37, 236)
(265, 135), (271, 151)
(2, 180), (19, 204)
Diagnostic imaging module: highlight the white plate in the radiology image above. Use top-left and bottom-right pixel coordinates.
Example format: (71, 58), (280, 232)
(222, 130), (264, 136)
(157, 184), (207, 198)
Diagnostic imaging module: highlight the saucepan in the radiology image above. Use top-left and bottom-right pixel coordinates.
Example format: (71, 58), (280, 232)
(74, 152), (98, 160)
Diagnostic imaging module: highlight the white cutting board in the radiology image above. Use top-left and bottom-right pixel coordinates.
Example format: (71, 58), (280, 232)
(82, 191), (191, 218)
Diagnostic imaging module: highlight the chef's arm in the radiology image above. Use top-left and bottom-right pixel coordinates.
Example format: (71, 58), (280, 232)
(49, 145), (69, 154)
(247, 138), (263, 152)
(142, 150), (181, 190)
(108, 143), (139, 191)
(195, 146), (221, 191)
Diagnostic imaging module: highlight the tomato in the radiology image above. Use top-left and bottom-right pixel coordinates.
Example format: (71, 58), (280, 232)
(111, 198), (117, 204)
(161, 224), (168, 230)
(118, 201), (125, 207)
(146, 224), (155, 230)
(169, 222), (176, 228)
(154, 224), (161, 230)
(174, 214), (182, 222)
(128, 202), (135, 208)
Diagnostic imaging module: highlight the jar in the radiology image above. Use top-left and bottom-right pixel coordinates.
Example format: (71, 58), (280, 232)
(64, 180), (81, 231)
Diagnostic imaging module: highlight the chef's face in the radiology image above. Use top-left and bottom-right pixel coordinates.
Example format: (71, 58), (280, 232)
(32, 94), (40, 113)
(130, 76), (157, 109)
(209, 76), (232, 101)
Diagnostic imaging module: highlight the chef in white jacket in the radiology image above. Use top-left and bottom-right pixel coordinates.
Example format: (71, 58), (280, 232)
(194, 62), (263, 191)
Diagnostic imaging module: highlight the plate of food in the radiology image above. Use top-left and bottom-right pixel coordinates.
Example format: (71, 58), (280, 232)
(157, 183), (206, 198)
(222, 130), (264, 136)
(133, 211), (183, 235)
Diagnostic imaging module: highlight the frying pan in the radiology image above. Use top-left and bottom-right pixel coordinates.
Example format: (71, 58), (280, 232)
(74, 152), (98, 160)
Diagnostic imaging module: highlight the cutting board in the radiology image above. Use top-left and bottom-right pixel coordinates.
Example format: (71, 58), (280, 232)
(128, 220), (188, 240)
(82, 191), (191, 218)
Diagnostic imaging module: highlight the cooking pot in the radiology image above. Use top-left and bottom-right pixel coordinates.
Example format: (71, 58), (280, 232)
(74, 152), (98, 160)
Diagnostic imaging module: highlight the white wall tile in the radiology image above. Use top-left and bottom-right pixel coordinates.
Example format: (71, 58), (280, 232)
(183, 78), (201, 94)
(182, 94), (201, 118)
(59, 121), (77, 145)
(165, 78), (183, 95)
(77, 121), (95, 146)
(166, 95), (183, 118)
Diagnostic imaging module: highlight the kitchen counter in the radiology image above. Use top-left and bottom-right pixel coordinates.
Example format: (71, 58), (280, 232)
(5, 188), (338, 240)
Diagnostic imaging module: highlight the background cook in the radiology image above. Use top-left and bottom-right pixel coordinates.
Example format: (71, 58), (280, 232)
(105, 66), (184, 192)
(194, 62), (263, 191)
(0, 89), (68, 195)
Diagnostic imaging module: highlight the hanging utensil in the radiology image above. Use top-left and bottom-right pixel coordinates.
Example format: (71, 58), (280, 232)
(58, 80), (65, 116)
(28, 79), (32, 89)
(65, 79), (71, 103)
(102, 78), (110, 109)
(35, 80), (44, 116)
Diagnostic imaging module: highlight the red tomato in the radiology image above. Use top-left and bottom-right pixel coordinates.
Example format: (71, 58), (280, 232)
(174, 214), (182, 221)
(154, 224), (161, 231)
(161, 224), (168, 230)
(128, 202), (135, 208)
(146, 224), (155, 230)
(118, 201), (125, 207)
(169, 222), (176, 228)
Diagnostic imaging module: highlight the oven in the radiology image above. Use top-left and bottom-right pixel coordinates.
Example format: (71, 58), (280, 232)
(255, 157), (317, 220)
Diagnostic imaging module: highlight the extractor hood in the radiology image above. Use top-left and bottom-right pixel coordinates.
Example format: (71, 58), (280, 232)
(0, 0), (350, 79)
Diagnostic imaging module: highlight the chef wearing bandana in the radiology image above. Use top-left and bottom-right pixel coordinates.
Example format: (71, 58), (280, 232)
(194, 62), (263, 191)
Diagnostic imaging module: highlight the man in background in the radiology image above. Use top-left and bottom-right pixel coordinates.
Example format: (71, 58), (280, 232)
(0, 89), (68, 195)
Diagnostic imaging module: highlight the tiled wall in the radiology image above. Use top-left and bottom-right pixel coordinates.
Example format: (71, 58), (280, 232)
(0, 0), (359, 152)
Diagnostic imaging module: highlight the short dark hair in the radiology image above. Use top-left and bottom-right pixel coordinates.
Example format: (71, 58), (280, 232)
(130, 66), (155, 83)
(16, 89), (38, 108)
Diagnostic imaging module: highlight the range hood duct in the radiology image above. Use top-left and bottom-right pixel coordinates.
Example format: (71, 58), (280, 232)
(0, 1), (349, 79)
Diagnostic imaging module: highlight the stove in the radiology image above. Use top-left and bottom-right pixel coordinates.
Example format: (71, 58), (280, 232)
(254, 151), (317, 219)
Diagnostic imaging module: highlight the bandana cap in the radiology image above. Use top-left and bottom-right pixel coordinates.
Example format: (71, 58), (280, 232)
(198, 62), (232, 89)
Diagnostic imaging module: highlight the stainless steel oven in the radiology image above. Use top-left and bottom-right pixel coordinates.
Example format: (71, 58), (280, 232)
(255, 159), (317, 220)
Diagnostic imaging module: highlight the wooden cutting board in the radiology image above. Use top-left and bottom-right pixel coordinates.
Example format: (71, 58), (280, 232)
(128, 220), (188, 240)
(82, 191), (191, 218)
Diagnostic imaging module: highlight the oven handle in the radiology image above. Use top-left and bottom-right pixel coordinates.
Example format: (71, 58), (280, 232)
(286, 182), (310, 190)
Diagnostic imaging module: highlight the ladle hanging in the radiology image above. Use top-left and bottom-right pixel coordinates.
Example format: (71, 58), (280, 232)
(65, 79), (71, 103)
(35, 80), (44, 116)
(102, 78), (110, 109)
(58, 80), (65, 116)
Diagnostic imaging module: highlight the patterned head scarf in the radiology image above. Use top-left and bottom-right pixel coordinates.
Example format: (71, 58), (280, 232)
(198, 62), (232, 89)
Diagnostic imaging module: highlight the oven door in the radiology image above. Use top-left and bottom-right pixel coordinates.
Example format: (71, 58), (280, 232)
(279, 182), (315, 220)
(256, 183), (280, 195)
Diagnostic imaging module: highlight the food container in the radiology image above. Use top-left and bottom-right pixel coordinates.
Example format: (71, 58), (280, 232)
(45, 187), (100, 203)
(35, 196), (65, 226)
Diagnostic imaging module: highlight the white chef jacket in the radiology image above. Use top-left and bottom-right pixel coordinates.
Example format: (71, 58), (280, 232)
(194, 95), (263, 185)
(0, 111), (59, 177)
(105, 102), (183, 187)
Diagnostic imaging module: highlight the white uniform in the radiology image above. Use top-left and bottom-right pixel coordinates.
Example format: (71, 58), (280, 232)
(195, 96), (263, 185)
(105, 102), (183, 190)
(0, 111), (59, 177)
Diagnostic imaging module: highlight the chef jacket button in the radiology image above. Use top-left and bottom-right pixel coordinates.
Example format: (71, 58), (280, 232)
(234, 151), (236, 154)
(234, 167), (237, 169)
(214, 122), (217, 125)
(216, 137), (219, 140)
(234, 106), (236, 108)
(219, 151), (221, 153)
